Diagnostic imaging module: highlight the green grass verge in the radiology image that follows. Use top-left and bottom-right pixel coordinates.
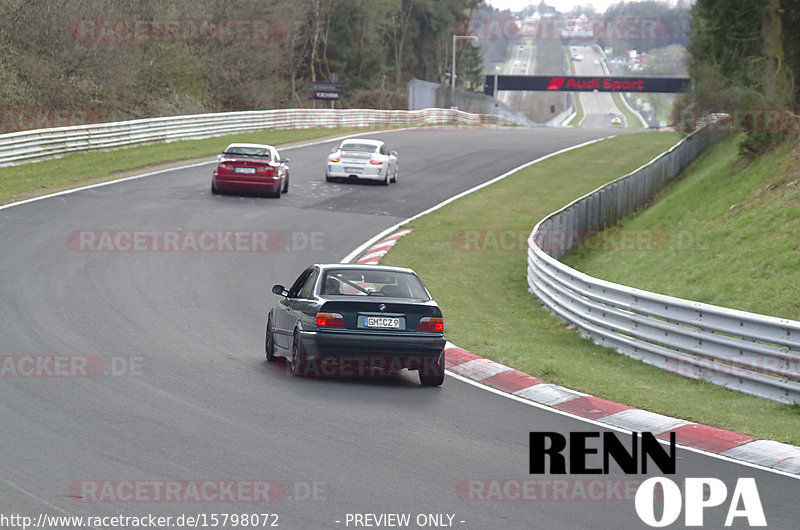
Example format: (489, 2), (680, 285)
(563, 133), (800, 322)
(381, 131), (800, 446)
(0, 127), (392, 205)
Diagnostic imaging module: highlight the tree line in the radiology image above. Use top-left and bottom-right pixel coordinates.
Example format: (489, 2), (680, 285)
(0, 0), (482, 129)
(684, 0), (800, 156)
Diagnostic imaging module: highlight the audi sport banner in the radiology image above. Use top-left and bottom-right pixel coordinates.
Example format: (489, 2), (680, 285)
(485, 75), (690, 94)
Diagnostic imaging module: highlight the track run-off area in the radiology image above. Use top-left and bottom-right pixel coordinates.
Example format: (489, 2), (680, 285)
(1, 127), (797, 529)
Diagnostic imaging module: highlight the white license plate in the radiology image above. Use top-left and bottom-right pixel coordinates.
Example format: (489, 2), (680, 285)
(363, 316), (400, 329)
(235, 167), (256, 174)
(345, 167), (364, 174)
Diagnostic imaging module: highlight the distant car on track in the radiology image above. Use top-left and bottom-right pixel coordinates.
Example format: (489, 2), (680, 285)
(212, 143), (289, 197)
(611, 116), (623, 126)
(572, 54), (584, 61)
(266, 264), (446, 385)
(326, 139), (398, 184)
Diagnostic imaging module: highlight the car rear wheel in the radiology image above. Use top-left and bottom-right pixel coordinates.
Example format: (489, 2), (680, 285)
(283, 174), (289, 193)
(325, 173), (334, 182)
(382, 170), (390, 186)
(290, 333), (306, 377)
(419, 351), (445, 386)
(211, 181), (220, 194)
(270, 185), (282, 199)
(265, 318), (276, 362)
(391, 167), (398, 183)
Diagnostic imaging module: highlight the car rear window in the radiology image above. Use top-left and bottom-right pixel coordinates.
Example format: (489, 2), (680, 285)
(224, 147), (271, 157)
(340, 143), (378, 153)
(321, 269), (430, 300)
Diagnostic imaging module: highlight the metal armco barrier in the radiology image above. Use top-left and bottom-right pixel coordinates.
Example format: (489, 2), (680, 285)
(527, 128), (800, 404)
(0, 108), (517, 167)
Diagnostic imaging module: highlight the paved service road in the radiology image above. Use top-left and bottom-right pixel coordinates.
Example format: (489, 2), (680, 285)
(496, 43), (536, 105)
(0, 127), (797, 528)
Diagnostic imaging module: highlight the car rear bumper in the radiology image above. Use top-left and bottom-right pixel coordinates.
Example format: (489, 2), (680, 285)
(213, 174), (281, 192)
(297, 329), (445, 373)
(327, 164), (385, 180)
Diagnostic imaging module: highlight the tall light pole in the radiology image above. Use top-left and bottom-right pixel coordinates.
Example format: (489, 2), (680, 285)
(451, 34), (478, 108)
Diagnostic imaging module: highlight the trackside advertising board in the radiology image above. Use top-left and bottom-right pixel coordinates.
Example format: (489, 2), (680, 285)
(484, 75), (690, 94)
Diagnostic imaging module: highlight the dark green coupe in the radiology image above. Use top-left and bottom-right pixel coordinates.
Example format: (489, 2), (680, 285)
(266, 264), (446, 385)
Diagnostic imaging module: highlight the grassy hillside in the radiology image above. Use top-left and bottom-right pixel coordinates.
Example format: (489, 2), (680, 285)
(563, 134), (800, 321)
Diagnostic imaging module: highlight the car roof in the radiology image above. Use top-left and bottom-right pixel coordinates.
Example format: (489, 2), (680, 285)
(224, 142), (276, 150)
(340, 139), (383, 146)
(314, 263), (417, 275)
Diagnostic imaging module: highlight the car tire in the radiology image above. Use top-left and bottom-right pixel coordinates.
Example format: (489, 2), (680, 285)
(270, 185), (282, 199)
(290, 332), (306, 377)
(382, 170), (389, 186)
(283, 173), (289, 193)
(419, 351), (445, 386)
(211, 181), (220, 194)
(391, 167), (398, 183)
(325, 174), (334, 182)
(265, 317), (277, 362)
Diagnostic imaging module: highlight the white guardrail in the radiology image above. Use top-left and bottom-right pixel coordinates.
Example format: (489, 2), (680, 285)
(0, 108), (518, 167)
(527, 128), (800, 404)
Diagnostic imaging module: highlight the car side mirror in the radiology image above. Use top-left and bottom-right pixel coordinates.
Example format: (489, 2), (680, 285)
(272, 284), (287, 296)
(217, 154), (223, 159)
(390, 151), (398, 157)
(281, 157), (289, 164)
(331, 147), (338, 153)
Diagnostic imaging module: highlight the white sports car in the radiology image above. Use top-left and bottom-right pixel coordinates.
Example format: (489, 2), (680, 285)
(326, 139), (398, 185)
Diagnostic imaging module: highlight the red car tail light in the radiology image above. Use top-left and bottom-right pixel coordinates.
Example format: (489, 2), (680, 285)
(417, 317), (444, 332)
(329, 156), (340, 162)
(369, 159), (383, 165)
(316, 312), (345, 328)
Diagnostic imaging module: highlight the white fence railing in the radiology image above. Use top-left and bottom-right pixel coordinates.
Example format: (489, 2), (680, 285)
(0, 108), (517, 167)
(527, 129), (800, 404)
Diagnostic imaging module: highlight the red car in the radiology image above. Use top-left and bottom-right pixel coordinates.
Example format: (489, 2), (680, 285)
(212, 143), (289, 197)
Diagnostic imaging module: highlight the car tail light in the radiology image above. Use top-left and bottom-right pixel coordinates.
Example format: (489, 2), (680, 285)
(329, 156), (340, 162)
(369, 159), (383, 165)
(316, 312), (345, 328)
(417, 317), (444, 332)
(218, 163), (231, 170)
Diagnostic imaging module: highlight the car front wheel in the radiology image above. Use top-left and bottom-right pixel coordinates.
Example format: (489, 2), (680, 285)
(265, 318), (277, 362)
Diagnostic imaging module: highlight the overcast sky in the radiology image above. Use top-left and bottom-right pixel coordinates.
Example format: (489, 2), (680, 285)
(484, 0), (675, 13)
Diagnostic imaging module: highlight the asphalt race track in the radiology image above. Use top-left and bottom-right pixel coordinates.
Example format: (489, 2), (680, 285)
(570, 45), (630, 129)
(1, 127), (798, 529)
